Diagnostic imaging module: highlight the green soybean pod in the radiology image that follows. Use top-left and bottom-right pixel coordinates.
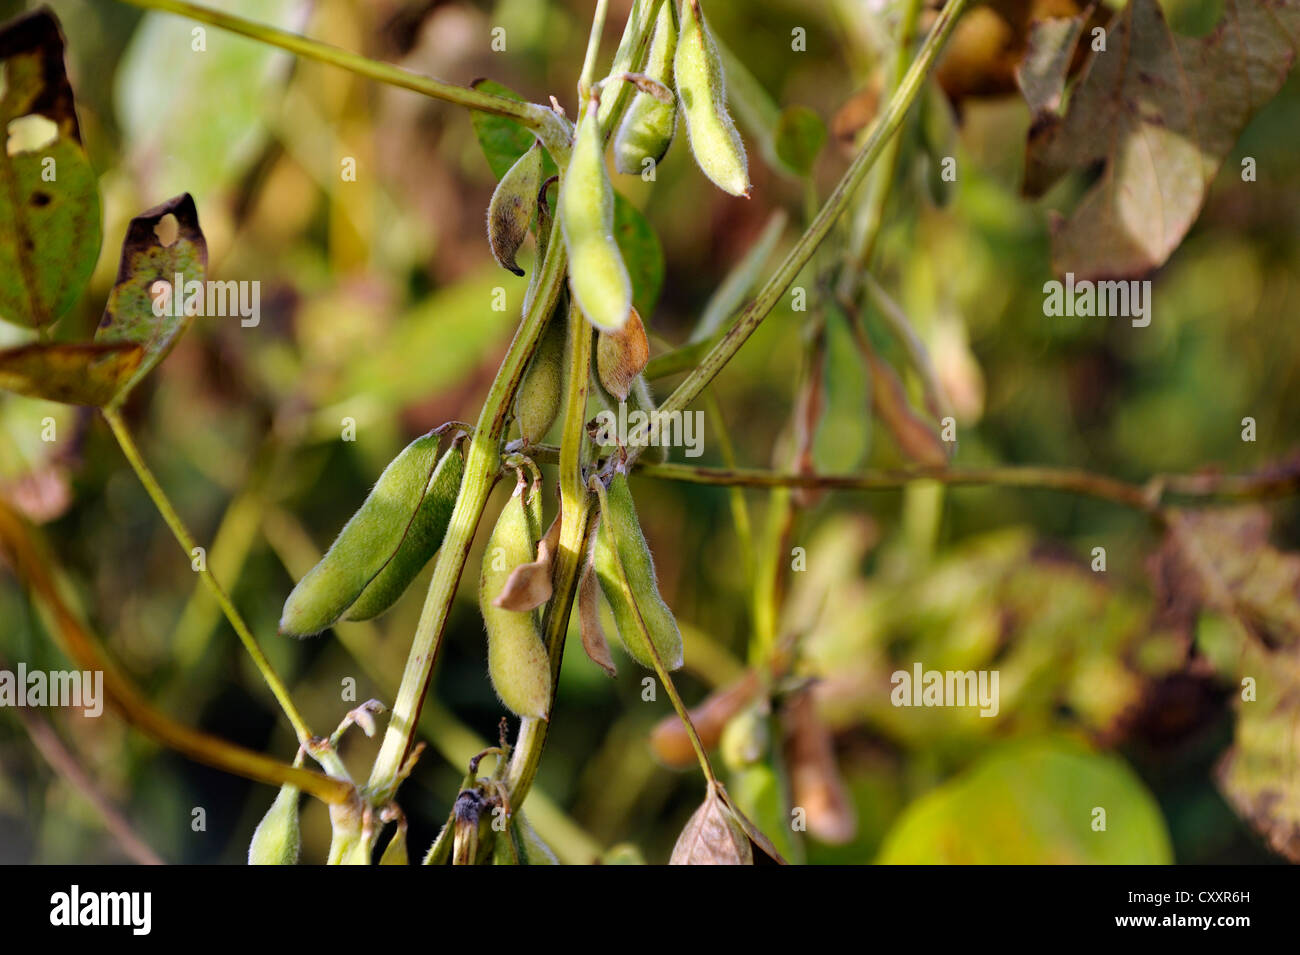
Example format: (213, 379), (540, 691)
(487, 140), (544, 276)
(480, 483), (552, 719)
(280, 431), (443, 637)
(592, 470), (683, 671)
(344, 443), (466, 622)
(613, 0), (679, 175)
(674, 0), (750, 197)
(514, 305), (568, 445)
(248, 784), (300, 865)
(560, 96), (632, 333)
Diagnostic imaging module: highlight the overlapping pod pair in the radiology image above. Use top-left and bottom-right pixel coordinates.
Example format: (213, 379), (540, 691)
(613, 0), (679, 176)
(279, 433), (465, 637)
(675, 0), (750, 197)
(592, 468), (683, 671)
(479, 478), (553, 719)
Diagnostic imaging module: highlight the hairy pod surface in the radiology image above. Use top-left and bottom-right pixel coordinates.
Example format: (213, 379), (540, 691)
(248, 784), (301, 865)
(593, 470), (684, 671)
(560, 98), (632, 333)
(596, 305), (649, 401)
(480, 484), (553, 718)
(280, 431), (443, 637)
(674, 0), (750, 197)
(614, 0), (679, 175)
(487, 141), (544, 276)
(596, 0), (645, 128)
(345, 443), (466, 622)
(515, 306), (568, 445)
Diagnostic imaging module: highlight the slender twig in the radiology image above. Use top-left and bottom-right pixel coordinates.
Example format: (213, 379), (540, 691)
(588, 477), (717, 787)
(578, 0), (611, 103)
(638, 460), (1159, 511)
(112, 0), (572, 160)
(9, 701), (164, 865)
(101, 408), (314, 746)
(0, 501), (351, 804)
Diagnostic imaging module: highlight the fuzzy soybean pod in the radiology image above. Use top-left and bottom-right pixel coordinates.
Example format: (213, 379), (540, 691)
(248, 784), (300, 865)
(514, 306), (568, 445)
(487, 141), (543, 276)
(614, 0), (679, 175)
(344, 442), (466, 622)
(559, 97), (632, 333)
(674, 0), (750, 197)
(480, 483), (553, 719)
(593, 470), (684, 672)
(280, 431), (443, 637)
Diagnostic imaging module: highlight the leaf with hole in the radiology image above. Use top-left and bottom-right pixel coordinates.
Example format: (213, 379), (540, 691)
(0, 9), (101, 329)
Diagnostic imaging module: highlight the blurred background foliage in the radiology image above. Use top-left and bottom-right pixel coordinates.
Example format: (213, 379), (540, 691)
(1, 0), (1298, 863)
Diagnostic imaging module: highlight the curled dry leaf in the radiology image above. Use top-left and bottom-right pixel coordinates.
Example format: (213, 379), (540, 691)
(596, 306), (650, 402)
(783, 686), (856, 845)
(650, 669), (760, 768)
(494, 508), (562, 612)
(669, 785), (753, 865)
(578, 555), (617, 677)
(864, 346), (948, 468)
(1023, 0), (1300, 279)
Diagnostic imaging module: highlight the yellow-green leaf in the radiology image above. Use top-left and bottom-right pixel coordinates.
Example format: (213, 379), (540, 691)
(0, 342), (145, 406)
(0, 9), (101, 329)
(95, 193), (208, 404)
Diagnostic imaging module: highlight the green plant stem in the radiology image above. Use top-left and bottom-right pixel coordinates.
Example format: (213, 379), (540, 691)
(505, 301), (594, 806)
(578, 0), (612, 103)
(836, 0), (924, 301)
(637, 461), (1160, 512)
(642, 0), (972, 438)
(364, 239), (568, 806)
(101, 408), (315, 747)
(113, 0), (571, 159)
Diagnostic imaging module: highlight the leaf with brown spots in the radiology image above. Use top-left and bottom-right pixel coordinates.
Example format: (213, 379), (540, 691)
(1024, 0), (1300, 279)
(95, 193), (208, 404)
(0, 341), (145, 406)
(0, 9), (101, 329)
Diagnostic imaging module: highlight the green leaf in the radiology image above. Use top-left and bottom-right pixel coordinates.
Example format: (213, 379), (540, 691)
(612, 193), (663, 317)
(114, 0), (299, 200)
(773, 105), (826, 178)
(0, 9), (102, 329)
(469, 79), (557, 181)
(0, 342), (145, 406)
(95, 193), (208, 404)
(877, 739), (1173, 864)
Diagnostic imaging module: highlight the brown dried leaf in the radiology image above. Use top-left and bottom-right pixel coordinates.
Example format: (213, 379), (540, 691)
(1024, 0), (1300, 279)
(578, 558), (616, 677)
(669, 785), (753, 865)
(1151, 507), (1300, 651)
(650, 670), (761, 768)
(596, 306), (649, 402)
(494, 509), (561, 613)
(864, 347), (948, 468)
(1014, 13), (1087, 121)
